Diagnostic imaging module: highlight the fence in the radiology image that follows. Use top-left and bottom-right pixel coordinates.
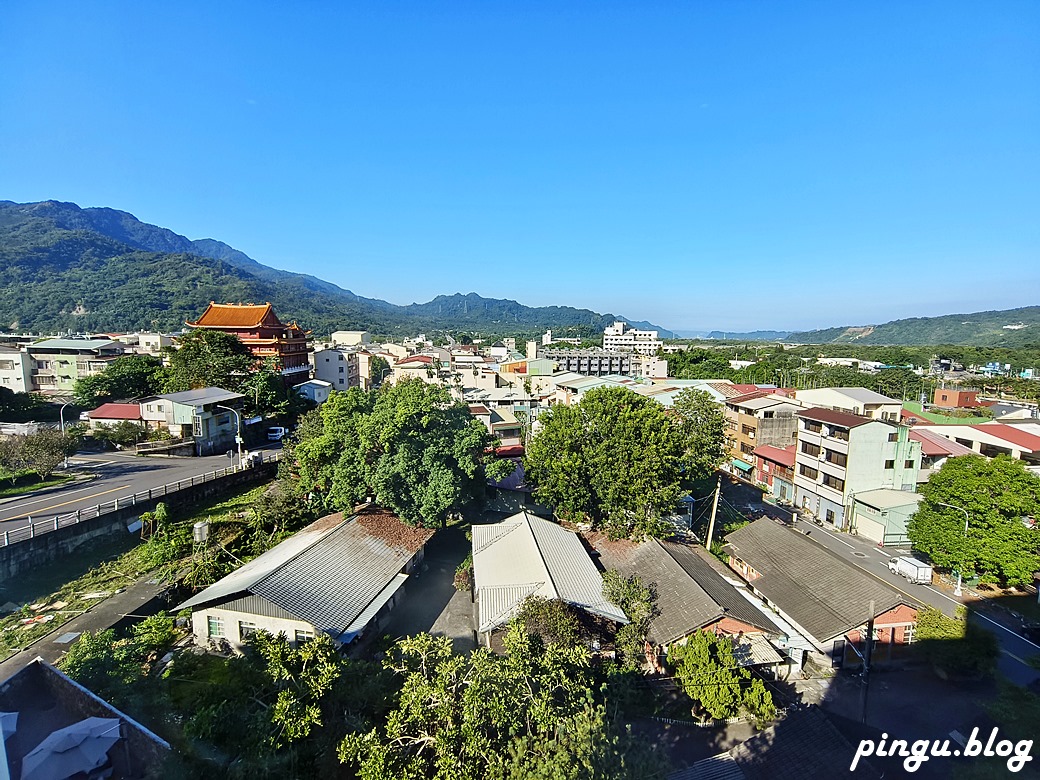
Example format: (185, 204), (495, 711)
(0, 450), (282, 548)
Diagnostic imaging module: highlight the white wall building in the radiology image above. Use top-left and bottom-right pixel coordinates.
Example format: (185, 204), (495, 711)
(313, 347), (361, 391)
(792, 387), (902, 422)
(602, 321), (662, 356)
(0, 345), (32, 393)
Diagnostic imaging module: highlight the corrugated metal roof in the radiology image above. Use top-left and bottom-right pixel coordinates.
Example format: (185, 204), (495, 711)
(732, 633), (784, 667)
(158, 387), (245, 406)
(854, 488), (924, 510)
(724, 518), (912, 644)
(340, 573), (409, 642)
(472, 511), (627, 632)
(29, 338), (121, 351)
(177, 510), (433, 638)
(669, 754), (744, 780)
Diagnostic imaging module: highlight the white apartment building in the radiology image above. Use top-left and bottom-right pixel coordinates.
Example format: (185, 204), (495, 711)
(792, 408), (921, 530)
(602, 321), (663, 356)
(0, 346), (32, 393)
(791, 387), (902, 422)
(330, 330), (371, 346)
(313, 347), (361, 391)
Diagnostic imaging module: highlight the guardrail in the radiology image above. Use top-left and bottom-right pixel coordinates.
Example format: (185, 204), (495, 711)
(0, 450), (282, 548)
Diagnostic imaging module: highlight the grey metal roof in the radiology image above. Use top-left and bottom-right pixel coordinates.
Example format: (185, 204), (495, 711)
(660, 542), (781, 634)
(158, 387), (245, 406)
(827, 387), (899, 404)
(589, 535), (724, 645)
(177, 510), (433, 638)
(28, 338), (122, 351)
(724, 518), (913, 644)
(472, 511), (628, 632)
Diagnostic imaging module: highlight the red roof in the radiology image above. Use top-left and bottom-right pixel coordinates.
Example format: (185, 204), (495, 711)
(730, 384), (761, 395)
(909, 429), (975, 458)
(901, 408), (930, 424)
(494, 444), (525, 458)
(88, 403), (143, 421)
(796, 407), (877, 429)
(753, 444), (796, 468)
(977, 423), (1040, 452)
(396, 355), (435, 366)
(727, 390), (772, 405)
(187, 302), (289, 329)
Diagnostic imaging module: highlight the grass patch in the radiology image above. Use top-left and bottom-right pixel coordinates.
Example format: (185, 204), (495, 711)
(0, 473), (73, 499)
(0, 482), (271, 663)
(903, 401), (991, 425)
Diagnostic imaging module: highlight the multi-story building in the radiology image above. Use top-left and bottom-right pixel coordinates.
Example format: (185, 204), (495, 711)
(724, 393), (803, 472)
(0, 345), (32, 393)
(139, 387), (246, 456)
(26, 338), (125, 394)
(541, 349), (632, 377)
(312, 347), (361, 391)
(791, 387), (902, 422)
(330, 330), (371, 346)
(792, 408), (921, 528)
(186, 302), (312, 386)
(602, 321), (662, 356)
(753, 445), (796, 502)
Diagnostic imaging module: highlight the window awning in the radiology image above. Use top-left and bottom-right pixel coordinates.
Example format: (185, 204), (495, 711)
(731, 458), (754, 472)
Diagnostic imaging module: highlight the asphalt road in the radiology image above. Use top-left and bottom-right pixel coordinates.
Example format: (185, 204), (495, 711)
(0, 445), (281, 534)
(718, 472), (1040, 688)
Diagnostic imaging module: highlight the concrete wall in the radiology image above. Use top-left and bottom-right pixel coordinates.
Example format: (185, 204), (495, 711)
(0, 463), (277, 581)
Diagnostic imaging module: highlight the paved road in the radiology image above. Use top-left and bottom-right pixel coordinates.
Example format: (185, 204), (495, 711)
(718, 472), (1040, 688)
(0, 445), (281, 535)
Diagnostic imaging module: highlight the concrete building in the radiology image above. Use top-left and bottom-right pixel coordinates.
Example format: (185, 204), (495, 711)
(792, 408), (921, 528)
(541, 349), (632, 377)
(330, 330), (371, 346)
(909, 428), (975, 483)
(724, 393), (802, 470)
(849, 489), (925, 547)
(753, 444), (796, 502)
(26, 338), (125, 394)
(602, 321), (662, 355)
(296, 379), (333, 406)
(313, 346), (361, 391)
(914, 422), (1040, 470)
(0, 345), (32, 393)
(139, 387), (246, 456)
(792, 387), (902, 422)
(932, 388), (982, 409)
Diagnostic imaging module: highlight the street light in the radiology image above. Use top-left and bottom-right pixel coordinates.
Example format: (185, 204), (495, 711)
(377, 368), (392, 387)
(215, 404), (243, 470)
(59, 402), (72, 469)
(935, 501), (970, 597)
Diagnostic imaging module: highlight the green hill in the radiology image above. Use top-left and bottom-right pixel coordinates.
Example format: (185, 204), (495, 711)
(788, 307), (1040, 347)
(0, 200), (671, 338)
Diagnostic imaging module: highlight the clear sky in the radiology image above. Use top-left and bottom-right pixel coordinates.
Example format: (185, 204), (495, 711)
(2, 2), (1037, 333)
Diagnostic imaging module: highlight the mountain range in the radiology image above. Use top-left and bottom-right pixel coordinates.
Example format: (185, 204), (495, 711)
(0, 200), (672, 338)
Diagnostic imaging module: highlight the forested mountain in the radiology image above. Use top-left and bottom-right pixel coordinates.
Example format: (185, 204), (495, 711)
(788, 306), (1040, 347)
(0, 200), (670, 337)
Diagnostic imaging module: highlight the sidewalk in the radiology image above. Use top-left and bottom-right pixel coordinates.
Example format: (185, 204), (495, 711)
(0, 574), (169, 681)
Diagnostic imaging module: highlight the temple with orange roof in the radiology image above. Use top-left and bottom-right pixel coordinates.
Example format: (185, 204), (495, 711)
(187, 302), (313, 386)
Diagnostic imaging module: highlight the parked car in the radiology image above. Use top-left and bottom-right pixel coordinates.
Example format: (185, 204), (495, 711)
(267, 426), (288, 441)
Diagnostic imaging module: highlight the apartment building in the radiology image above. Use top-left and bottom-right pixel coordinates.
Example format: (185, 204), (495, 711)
(792, 387), (902, 422)
(26, 338), (125, 394)
(725, 393), (803, 471)
(792, 408), (921, 529)
(0, 345), (32, 393)
(313, 346), (361, 391)
(602, 321), (662, 356)
(541, 349), (632, 377)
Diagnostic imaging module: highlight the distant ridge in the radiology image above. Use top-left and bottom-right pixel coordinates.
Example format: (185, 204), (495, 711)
(786, 306), (1040, 347)
(0, 200), (672, 337)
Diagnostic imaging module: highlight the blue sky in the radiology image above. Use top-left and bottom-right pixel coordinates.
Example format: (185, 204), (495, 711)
(2, 2), (1037, 333)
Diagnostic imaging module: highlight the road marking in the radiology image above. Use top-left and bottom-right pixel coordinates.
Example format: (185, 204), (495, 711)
(2, 485), (130, 523)
(3, 482), (109, 509)
(813, 525), (856, 549)
(973, 611), (1040, 651)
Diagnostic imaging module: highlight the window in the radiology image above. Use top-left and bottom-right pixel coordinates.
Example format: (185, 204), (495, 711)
(822, 473), (845, 491)
(740, 442), (755, 455)
(885, 459), (895, 469)
(207, 616), (224, 638)
(801, 441), (821, 457)
(192, 415), (203, 437)
(799, 464), (819, 479)
(803, 420), (822, 434)
(0, 360), (14, 370)
(338, 366), (344, 374)
(824, 449), (847, 467)
(888, 432), (898, 442)
(825, 509), (836, 524)
(830, 428), (849, 442)
(239, 621), (257, 640)
(741, 424), (756, 436)
(905, 460), (914, 469)
(905, 624), (916, 644)
(295, 629), (315, 645)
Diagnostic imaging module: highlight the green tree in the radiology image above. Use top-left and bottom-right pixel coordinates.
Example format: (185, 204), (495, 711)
(73, 354), (166, 406)
(525, 386), (708, 539)
(907, 455), (1040, 587)
(671, 388), (729, 477)
(164, 329), (255, 392)
(19, 428), (77, 480)
(92, 420), (148, 448)
(668, 631), (775, 726)
(0, 387), (42, 421)
(292, 380), (510, 526)
(370, 356), (391, 385)
(914, 606), (999, 679)
(602, 571), (656, 669)
(239, 358), (310, 420)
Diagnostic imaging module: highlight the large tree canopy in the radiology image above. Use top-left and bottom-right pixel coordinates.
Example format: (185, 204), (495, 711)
(291, 379), (510, 526)
(72, 354), (166, 406)
(524, 386), (724, 539)
(163, 329), (255, 393)
(907, 455), (1040, 587)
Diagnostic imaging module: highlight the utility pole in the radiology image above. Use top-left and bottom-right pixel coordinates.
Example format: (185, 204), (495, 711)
(704, 477), (722, 551)
(861, 599), (875, 724)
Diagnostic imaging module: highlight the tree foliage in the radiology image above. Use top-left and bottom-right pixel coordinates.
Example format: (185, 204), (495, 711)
(671, 388), (729, 477)
(18, 428), (78, 479)
(914, 606), (999, 679)
(73, 354), (166, 406)
(292, 380), (509, 526)
(907, 455), (1040, 587)
(602, 571), (656, 669)
(525, 387), (720, 539)
(668, 631), (776, 726)
(163, 329), (255, 393)
(338, 628), (665, 780)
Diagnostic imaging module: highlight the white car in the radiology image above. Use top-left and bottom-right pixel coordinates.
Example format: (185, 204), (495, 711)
(267, 427), (288, 441)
